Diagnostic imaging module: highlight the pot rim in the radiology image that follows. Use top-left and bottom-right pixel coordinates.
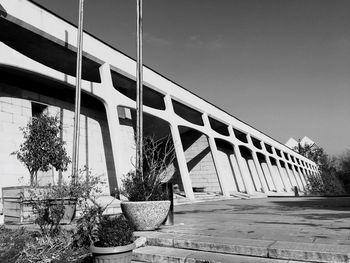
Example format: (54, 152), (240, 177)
(90, 242), (136, 254)
(121, 200), (170, 204)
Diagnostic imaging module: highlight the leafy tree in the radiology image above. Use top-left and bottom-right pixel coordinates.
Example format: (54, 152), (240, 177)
(13, 113), (71, 186)
(294, 142), (344, 194)
(334, 150), (350, 193)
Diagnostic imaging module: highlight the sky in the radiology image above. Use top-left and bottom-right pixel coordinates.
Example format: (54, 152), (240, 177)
(32, 0), (350, 156)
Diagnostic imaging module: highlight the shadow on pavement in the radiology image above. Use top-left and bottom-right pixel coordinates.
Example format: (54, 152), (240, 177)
(271, 197), (350, 211)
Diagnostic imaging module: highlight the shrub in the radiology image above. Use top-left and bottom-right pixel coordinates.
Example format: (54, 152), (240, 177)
(72, 204), (104, 248)
(30, 170), (102, 237)
(94, 215), (134, 247)
(120, 136), (175, 201)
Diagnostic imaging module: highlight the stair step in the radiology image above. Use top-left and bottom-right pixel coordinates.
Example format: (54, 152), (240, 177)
(135, 232), (350, 263)
(133, 246), (307, 263)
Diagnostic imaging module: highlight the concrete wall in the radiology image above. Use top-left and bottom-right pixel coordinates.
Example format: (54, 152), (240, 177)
(0, 0), (320, 201)
(181, 132), (221, 193)
(0, 85), (110, 196)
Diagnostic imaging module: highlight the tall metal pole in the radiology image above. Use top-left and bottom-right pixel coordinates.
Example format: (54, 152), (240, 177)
(136, 0), (143, 174)
(72, 0), (84, 185)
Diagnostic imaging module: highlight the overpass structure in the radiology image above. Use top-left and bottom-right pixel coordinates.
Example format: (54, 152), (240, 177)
(0, 0), (318, 200)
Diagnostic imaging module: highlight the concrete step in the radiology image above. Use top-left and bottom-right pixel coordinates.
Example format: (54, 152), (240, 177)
(132, 246), (308, 263)
(135, 231), (350, 263)
(174, 193), (237, 205)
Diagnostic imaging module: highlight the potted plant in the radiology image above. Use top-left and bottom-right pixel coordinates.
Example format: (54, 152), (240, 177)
(28, 170), (101, 234)
(90, 215), (135, 263)
(72, 201), (135, 263)
(120, 135), (175, 231)
(2, 113), (71, 224)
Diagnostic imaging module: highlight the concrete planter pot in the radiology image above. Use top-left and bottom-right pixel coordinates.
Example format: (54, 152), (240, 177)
(2, 186), (76, 224)
(47, 197), (77, 225)
(121, 200), (170, 231)
(90, 242), (135, 263)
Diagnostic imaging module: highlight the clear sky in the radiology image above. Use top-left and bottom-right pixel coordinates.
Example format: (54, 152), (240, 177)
(32, 0), (350, 156)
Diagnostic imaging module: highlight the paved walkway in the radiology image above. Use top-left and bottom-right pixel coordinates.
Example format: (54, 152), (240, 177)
(165, 196), (350, 245)
(134, 196), (350, 262)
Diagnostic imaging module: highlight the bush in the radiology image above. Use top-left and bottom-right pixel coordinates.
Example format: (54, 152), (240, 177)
(72, 204), (104, 248)
(30, 170), (102, 237)
(120, 136), (175, 201)
(94, 215), (134, 247)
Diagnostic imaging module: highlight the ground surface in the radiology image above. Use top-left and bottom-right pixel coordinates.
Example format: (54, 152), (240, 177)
(2, 196), (350, 262)
(165, 196), (350, 245)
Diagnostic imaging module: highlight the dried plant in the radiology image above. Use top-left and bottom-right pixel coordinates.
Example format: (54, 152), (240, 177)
(121, 135), (175, 201)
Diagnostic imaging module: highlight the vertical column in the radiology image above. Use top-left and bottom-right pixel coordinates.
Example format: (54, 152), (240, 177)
(247, 136), (269, 193)
(297, 166), (307, 190)
(284, 162), (296, 192)
(164, 95), (195, 200)
(261, 144), (278, 191)
(275, 159), (288, 192)
(99, 63), (123, 192)
(251, 152), (268, 192)
(265, 155), (284, 192)
(291, 164), (303, 190)
(303, 169), (310, 185)
(228, 126), (253, 194)
(202, 114), (230, 197)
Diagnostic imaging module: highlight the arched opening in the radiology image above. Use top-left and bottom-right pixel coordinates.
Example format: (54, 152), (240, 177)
(215, 139), (245, 193)
(209, 117), (229, 136)
(279, 160), (293, 191)
(178, 126), (221, 194)
(286, 163), (299, 190)
(0, 18), (102, 82)
(251, 137), (262, 150)
(116, 106), (179, 189)
(269, 157), (285, 192)
(0, 66), (116, 195)
(234, 128), (248, 143)
(293, 165), (304, 191)
(275, 149), (282, 157)
(257, 152), (276, 192)
(111, 70), (165, 110)
(172, 100), (204, 126)
(239, 146), (263, 193)
(264, 143), (273, 154)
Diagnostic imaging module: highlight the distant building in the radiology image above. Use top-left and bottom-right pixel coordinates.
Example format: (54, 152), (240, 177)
(0, 0), (318, 200)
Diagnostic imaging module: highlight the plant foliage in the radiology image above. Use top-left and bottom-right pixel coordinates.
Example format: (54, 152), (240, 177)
(94, 215), (134, 247)
(120, 136), (175, 201)
(30, 169), (102, 237)
(13, 113), (71, 186)
(295, 142), (345, 195)
(72, 204), (104, 248)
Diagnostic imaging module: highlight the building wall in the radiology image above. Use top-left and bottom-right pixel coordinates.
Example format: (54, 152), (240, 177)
(0, 85), (110, 196)
(181, 132), (221, 193)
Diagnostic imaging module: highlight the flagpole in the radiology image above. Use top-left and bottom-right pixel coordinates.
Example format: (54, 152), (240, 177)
(136, 0), (143, 174)
(72, 0), (84, 185)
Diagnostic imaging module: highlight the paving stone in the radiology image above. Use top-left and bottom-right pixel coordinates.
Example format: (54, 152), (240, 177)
(133, 246), (308, 263)
(268, 241), (350, 263)
(172, 235), (274, 257)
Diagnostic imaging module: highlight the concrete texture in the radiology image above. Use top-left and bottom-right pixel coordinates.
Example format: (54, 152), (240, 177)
(135, 197), (350, 263)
